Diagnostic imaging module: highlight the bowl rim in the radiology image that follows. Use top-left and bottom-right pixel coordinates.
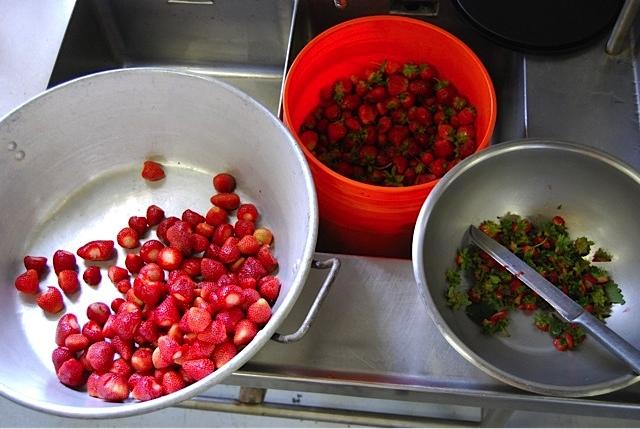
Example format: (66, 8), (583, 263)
(282, 14), (497, 195)
(411, 138), (640, 397)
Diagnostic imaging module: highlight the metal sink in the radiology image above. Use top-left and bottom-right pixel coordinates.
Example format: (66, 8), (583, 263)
(48, 0), (294, 113)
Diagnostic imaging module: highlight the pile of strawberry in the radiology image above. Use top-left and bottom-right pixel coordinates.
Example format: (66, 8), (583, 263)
(298, 60), (478, 186)
(14, 170), (280, 402)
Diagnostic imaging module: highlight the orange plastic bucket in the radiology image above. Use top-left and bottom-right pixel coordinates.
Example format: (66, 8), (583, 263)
(283, 16), (497, 258)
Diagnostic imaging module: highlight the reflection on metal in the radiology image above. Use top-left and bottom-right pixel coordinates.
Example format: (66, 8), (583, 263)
(390, 0), (439, 16)
(238, 387), (267, 405)
(178, 395), (472, 427)
(333, 0), (348, 9)
(606, 0), (640, 54)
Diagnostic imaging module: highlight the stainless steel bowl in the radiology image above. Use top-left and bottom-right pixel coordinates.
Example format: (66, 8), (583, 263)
(0, 69), (322, 417)
(412, 139), (640, 397)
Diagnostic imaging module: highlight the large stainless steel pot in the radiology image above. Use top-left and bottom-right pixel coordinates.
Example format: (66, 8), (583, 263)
(412, 139), (640, 397)
(0, 69), (338, 417)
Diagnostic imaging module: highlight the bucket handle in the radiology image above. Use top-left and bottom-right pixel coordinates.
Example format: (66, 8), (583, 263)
(271, 257), (341, 343)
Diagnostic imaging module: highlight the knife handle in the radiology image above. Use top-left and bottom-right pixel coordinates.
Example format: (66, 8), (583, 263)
(574, 311), (640, 375)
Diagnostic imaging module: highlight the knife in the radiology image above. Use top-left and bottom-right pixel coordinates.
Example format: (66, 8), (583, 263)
(468, 224), (640, 375)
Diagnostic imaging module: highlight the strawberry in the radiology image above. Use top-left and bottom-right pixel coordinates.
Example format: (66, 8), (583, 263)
(215, 309), (243, 334)
(37, 286), (64, 313)
(23, 255), (48, 277)
(14, 269), (40, 294)
(300, 130), (318, 150)
(408, 79), (429, 95)
(182, 358), (215, 381)
(157, 246), (184, 271)
(233, 319), (258, 346)
(87, 302), (111, 325)
(154, 296), (181, 327)
(387, 74), (408, 96)
(201, 258), (226, 281)
(179, 341), (215, 362)
(234, 219), (255, 238)
(157, 216), (180, 244)
(57, 358), (86, 388)
(433, 139), (454, 159)
(82, 266), (102, 286)
(113, 304), (142, 340)
(52, 347), (75, 372)
(210, 193), (241, 211)
(458, 139), (476, 159)
(116, 227), (140, 249)
(124, 253), (143, 274)
(253, 228), (273, 246)
(107, 265), (129, 283)
(131, 348), (154, 374)
(205, 206), (228, 226)
(323, 103), (341, 121)
(327, 122), (347, 143)
(76, 240), (115, 261)
(146, 204), (165, 226)
(212, 173), (236, 193)
(86, 341), (115, 373)
(97, 373), (130, 402)
(168, 275), (196, 305)
(132, 376), (163, 401)
(357, 104), (377, 125)
(166, 221), (194, 255)
(162, 370), (186, 395)
(456, 106), (476, 125)
(213, 341), (237, 368)
(182, 209), (206, 228)
(58, 270), (80, 294)
(213, 224), (234, 246)
(435, 80), (456, 105)
(238, 257), (267, 280)
(128, 216), (149, 236)
(111, 335), (134, 361)
(82, 320), (104, 344)
(139, 241), (163, 264)
(184, 307), (212, 334)
(192, 233), (209, 253)
(247, 298), (272, 325)
(53, 249), (77, 274)
(132, 277), (165, 307)
(365, 85), (386, 103)
(237, 235), (261, 255)
(419, 63), (438, 80)
(197, 319), (228, 345)
(109, 358), (133, 379)
(219, 237), (241, 264)
(141, 160), (165, 181)
(257, 245), (278, 273)
(87, 372), (101, 397)
(258, 275), (281, 303)
(195, 222), (215, 238)
(429, 158), (447, 178)
(135, 319), (160, 346)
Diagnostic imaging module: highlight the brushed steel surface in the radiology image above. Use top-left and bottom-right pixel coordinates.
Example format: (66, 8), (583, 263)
(469, 224), (640, 375)
(0, 69), (318, 418)
(413, 139), (640, 397)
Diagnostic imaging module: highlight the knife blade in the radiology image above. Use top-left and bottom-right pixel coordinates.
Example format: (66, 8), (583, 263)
(468, 224), (640, 375)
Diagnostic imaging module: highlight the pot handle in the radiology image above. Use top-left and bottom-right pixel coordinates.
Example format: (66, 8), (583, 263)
(271, 257), (341, 343)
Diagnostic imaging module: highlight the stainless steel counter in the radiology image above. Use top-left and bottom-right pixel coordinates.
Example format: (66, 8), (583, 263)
(2, 0), (640, 426)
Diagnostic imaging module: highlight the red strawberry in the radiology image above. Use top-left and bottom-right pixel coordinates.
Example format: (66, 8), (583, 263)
(124, 253), (144, 274)
(435, 80), (456, 104)
(357, 104), (377, 125)
(111, 335), (134, 361)
(157, 335), (181, 363)
(109, 358), (133, 379)
(128, 216), (148, 236)
(53, 249), (77, 274)
(154, 296), (181, 327)
(233, 319), (258, 346)
(201, 258), (226, 281)
(58, 270), (80, 295)
(82, 266), (102, 286)
(166, 221), (194, 255)
(182, 358), (215, 381)
(238, 257), (267, 280)
(213, 173), (236, 193)
(168, 275), (196, 305)
(146, 205), (165, 226)
(258, 276), (281, 303)
(195, 222), (215, 238)
(458, 139), (477, 158)
(86, 341), (116, 373)
(192, 233), (209, 254)
(456, 106), (476, 125)
(113, 304), (142, 340)
(57, 358), (86, 388)
(117, 227), (140, 249)
(132, 277), (165, 307)
(247, 298), (272, 325)
(23, 255), (48, 276)
(82, 320), (105, 344)
(181, 209), (206, 228)
(234, 219), (255, 238)
(135, 319), (160, 346)
(14, 269), (40, 294)
(179, 341), (215, 362)
(107, 265), (129, 283)
(132, 376), (163, 401)
(237, 235), (261, 256)
(429, 158), (447, 178)
(419, 63), (438, 80)
(184, 307), (212, 334)
(219, 237), (241, 264)
(205, 206), (228, 226)
(300, 130), (319, 150)
(215, 309), (244, 334)
(140, 239), (165, 263)
(76, 240), (115, 261)
(141, 160), (165, 181)
(257, 245), (278, 273)
(52, 347), (75, 372)
(433, 139), (454, 159)
(37, 286), (64, 313)
(212, 341), (237, 368)
(241, 288), (261, 310)
(162, 370), (186, 395)
(327, 122), (347, 144)
(197, 319), (228, 345)
(157, 216), (180, 245)
(387, 74), (408, 96)
(87, 372), (101, 397)
(157, 246), (184, 271)
(96, 373), (130, 402)
(213, 224), (234, 246)
(210, 193), (241, 211)
(131, 348), (154, 374)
